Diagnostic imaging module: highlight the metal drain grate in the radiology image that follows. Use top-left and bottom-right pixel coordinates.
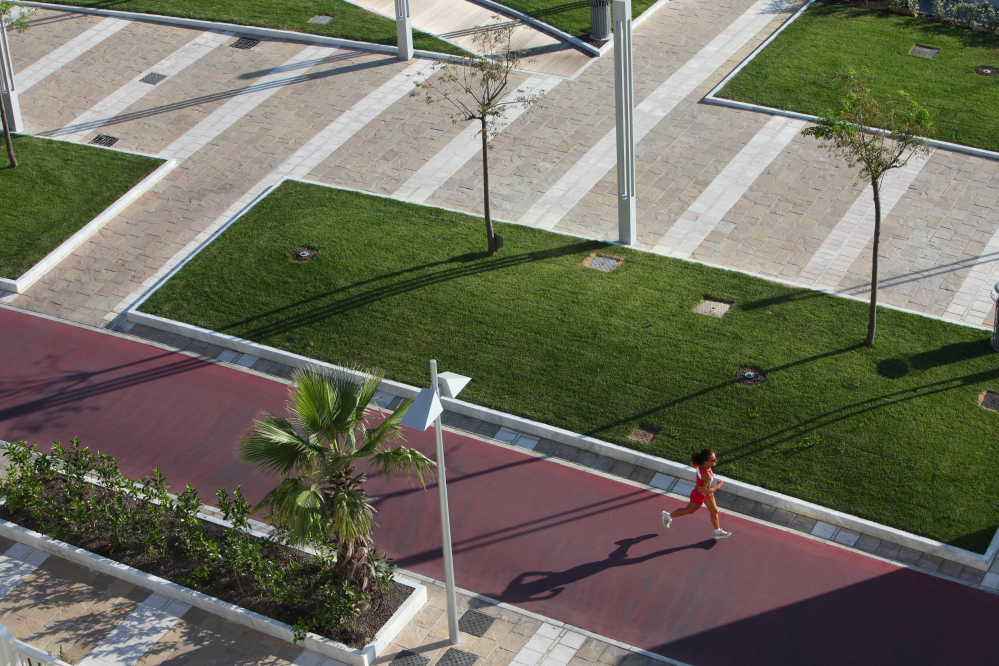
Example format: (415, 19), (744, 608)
(909, 44), (939, 59)
(437, 649), (477, 666)
(388, 652), (430, 666)
(693, 299), (732, 317)
(458, 609), (494, 637)
(309, 15), (334, 24)
(587, 254), (622, 272)
(629, 426), (658, 444)
(231, 37), (260, 50)
(139, 72), (167, 85)
(90, 134), (119, 147)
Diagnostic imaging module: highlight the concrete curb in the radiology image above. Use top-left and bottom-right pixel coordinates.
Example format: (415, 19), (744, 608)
(472, 0), (600, 56)
(19, 2), (461, 62)
(701, 0), (999, 163)
(0, 505), (427, 666)
(0, 152), (175, 294)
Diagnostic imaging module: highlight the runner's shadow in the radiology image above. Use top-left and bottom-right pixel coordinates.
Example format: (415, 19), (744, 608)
(500, 534), (715, 602)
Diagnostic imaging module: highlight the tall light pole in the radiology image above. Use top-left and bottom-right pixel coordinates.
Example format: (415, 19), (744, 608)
(0, 10), (23, 132)
(395, 0), (413, 61)
(613, 0), (636, 245)
(398, 361), (471, 645)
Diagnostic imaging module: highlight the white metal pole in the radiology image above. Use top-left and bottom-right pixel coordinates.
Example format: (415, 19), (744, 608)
(430, 359), (461, 645)
(0, 17), (23, 132)
(613, 0), (636, 245)
(395, 0), (413, 61)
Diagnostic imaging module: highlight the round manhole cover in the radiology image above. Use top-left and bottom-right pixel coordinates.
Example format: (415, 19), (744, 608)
(976, 66), (997, 77)
(291, 246), (318, 262)
(736, 365), (766, 387)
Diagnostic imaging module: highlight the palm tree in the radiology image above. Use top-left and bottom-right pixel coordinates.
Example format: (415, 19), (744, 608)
(238, 366), (436, 592)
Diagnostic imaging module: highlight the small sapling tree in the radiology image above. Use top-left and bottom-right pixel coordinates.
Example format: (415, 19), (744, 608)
(802, 68), (932, 345)
(0, 1), (30, 168)
(412, 19), (545, 256)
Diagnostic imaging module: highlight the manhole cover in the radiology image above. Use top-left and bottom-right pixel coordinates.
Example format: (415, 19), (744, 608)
(437, 649), (477, 666)
(139, 72), (167, 85)
(629, 426), (659, 444)
(388, 652), (430, 666)
(976, 66), (997, 77)
(693, 299), (732, 317)
(736, 366), (765, 387)
(309, 15), (334, 24)
(90, 134), (119, 147)
(980, 389), (999, 413)
(291, 246), (318, 262)
(909, 44), (939, 59)
(586, 254), (622, 272)
(457, 609), (494, 637)
(231, 37), (260, 50)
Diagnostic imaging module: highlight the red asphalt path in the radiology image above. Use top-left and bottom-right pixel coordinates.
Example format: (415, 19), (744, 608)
(2, 307), (998, 666)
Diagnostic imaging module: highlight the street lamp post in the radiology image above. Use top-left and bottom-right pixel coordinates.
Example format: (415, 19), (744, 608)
(398, 360), (470, 645)
(395, 0), (414, 61)
(613, 0), (635, 245)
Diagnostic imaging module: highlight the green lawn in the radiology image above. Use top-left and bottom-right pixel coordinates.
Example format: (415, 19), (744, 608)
(0, 135), (163, 280)
(49, 0), (466, 56)
(717, 4), (999, 152)
(490, 1), (659, 39)
(140, 182), (999, 553)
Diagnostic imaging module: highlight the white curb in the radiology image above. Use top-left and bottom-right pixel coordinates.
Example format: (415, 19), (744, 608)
(0, 151), (176, 294)
(0, 508), (426, 666)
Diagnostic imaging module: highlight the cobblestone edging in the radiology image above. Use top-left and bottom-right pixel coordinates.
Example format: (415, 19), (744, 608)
(101, 316), (999, 592)
(0, 500), (428, 666)
(0, 149), (176, 295)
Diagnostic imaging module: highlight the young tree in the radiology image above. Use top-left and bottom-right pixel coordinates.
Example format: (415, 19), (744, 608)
(0, 1), (30, 168)
(413, 19), (546, 256)
(802, 68), (932, 346)
(238, 367), (436, 592)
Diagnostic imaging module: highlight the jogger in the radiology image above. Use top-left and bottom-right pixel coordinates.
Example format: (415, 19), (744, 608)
(661, 449), (731, 539)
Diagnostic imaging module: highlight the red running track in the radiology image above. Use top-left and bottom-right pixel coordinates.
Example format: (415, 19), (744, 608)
(2, 308), (998, 666)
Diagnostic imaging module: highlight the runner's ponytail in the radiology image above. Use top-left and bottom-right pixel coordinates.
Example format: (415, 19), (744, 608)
(691, 449), (715, 466)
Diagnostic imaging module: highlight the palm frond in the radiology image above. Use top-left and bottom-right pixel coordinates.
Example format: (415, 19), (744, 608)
(369, 446), (437, 487)
(255, 478), (328, 545)
(327, 488), (375, 542)
(237, 414), (321, 476)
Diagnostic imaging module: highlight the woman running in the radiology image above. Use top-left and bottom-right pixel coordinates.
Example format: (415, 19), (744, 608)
(661, 449), (731, 539)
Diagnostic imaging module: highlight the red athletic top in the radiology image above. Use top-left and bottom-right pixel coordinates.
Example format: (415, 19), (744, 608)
(696, 466), (713, 492)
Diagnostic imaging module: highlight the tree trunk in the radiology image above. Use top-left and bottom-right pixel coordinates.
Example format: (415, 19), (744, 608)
(866, 178), (882, 346)
(0, 94), (16, 168)
(480, 115), (496, 256)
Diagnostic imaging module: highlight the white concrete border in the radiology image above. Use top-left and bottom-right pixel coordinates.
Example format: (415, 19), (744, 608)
(0, 506), (427, 666)
(19, 2), (462, 61)
(469, 0), (600, 56)
(119, 179), (999, 571)
(0, 143), (175, 294)
(701, 0), (999, 163)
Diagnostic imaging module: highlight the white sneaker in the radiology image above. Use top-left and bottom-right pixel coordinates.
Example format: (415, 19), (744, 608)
(661, 511), (672, 530)
(714, 529), (732, 539)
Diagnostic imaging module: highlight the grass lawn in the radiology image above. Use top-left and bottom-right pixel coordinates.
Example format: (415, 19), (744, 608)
(48, 0), (466, 56)
(0, 135), (163, 280)
(140, 182), (999, 553)
(716, 3), (999, 152)
(490, 0), (659, 39)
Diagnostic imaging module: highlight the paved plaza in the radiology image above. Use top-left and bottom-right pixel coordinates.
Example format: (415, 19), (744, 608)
(1, 1), (997, 330)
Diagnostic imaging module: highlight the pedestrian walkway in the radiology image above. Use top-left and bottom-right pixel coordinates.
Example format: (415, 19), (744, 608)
(3, 305), (999, 666)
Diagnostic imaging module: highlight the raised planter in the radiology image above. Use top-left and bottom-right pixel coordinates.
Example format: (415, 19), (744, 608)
(0, 506), (426, 666)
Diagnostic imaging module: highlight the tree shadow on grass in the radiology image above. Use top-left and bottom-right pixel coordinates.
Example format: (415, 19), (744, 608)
(877, 338), (993, 379)
(215, 240), (603, 340)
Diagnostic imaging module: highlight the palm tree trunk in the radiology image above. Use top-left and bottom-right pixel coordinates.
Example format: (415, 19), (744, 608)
(0, 94), (16, 168)
(480, 115), (496, 256)
(866, 177), (882, 346)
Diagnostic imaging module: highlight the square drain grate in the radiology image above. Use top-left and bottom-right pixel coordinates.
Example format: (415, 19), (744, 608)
(90, 134), (119, 147)
(980, 389), (999, 413)
(587, 254), (622, 272)
(909, 44), (939, 58)
(309, 15), (334, 24)
(388, 652), (430, 666)
(458, 609), (495, 637)
(629, 426), (659, 444)
(437, 649), (477, 666)
(231, 37), (260, 50)
(693, 299), (732, 317)
(139, 72), (167, 85)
